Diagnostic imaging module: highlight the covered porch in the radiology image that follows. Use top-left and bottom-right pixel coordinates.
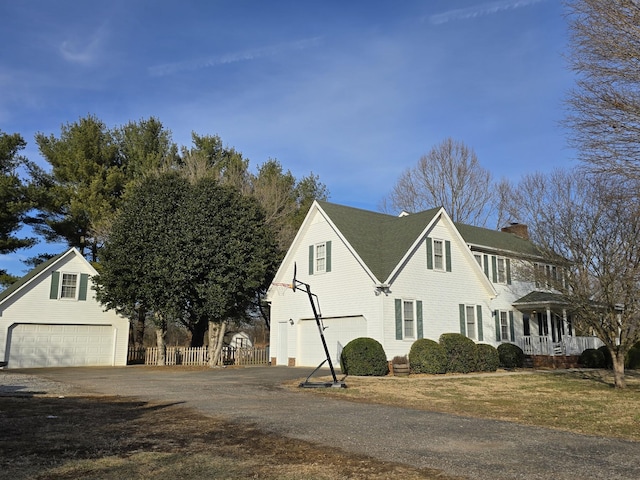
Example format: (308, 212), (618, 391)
(512, 291), (603, 356)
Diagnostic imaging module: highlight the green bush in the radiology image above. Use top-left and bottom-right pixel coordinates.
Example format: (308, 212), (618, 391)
(408, 339), (447, 374)
(625, 342), (640, 370)
(439, 333), (478, 373)
(476, 344), (499, 372)
(497, 343), (524, 368)
(598, 345), (612, 369)
(340, 337), (388, 376)
(579, 348), (605, 368)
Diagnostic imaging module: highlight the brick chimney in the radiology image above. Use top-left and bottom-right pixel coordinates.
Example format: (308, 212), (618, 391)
(501, 222), (529, 240)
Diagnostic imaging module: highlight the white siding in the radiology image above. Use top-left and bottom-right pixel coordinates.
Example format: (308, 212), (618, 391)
(0, 250), (129, 368)
(269, 208), (384, 366)
(382, 219), (493, 359)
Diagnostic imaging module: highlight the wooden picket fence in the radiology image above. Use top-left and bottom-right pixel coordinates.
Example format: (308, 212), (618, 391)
(128, 346), (269, 366)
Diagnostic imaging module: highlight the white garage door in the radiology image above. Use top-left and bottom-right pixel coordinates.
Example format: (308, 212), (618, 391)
(8, 324), (115, 368)
(297, 316), (367, 367)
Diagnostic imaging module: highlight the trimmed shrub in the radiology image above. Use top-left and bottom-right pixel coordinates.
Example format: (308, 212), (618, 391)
(409, 339), (447, 374)
(340, 337), (388, 376)
(579, 348), (605, 368)
(497, 343), (525, 369)
(476, 344), (499, 372)
(625, 342), (640, 370)
(439, 333), (478, 373)
(598, 345), (612, 369)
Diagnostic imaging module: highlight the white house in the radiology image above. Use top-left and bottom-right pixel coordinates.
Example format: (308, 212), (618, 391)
(0, 248), (129, 368)
(267, 201), (602, 368)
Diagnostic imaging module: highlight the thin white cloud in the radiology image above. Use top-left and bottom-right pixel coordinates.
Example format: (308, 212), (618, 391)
(148, 36), (323, 77)
(429, 0), (547, 25)
(59, 22), (109, 65)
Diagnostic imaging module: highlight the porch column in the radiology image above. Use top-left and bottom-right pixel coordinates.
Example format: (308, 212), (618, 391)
(546, 306), (552, 354)
(562, 309), (569, 355)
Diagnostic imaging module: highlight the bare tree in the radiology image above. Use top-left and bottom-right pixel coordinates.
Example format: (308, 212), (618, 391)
(564, 0), (640, 185)
(382, 138), (495, 226)
(510, 168), (640, 388)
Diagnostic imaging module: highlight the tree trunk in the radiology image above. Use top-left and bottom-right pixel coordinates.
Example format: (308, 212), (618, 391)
(134, 308), (146, 348)
(190, 317), (208, 347)
(155, 328), (166, 366)
(612, 350), (626, 389)
(208, 320), (227, 367)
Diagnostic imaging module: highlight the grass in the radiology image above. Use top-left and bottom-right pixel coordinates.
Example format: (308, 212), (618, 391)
(2, 369), (638, 478)
(300, 369), (640, 441)
(0, 394), (459, 480)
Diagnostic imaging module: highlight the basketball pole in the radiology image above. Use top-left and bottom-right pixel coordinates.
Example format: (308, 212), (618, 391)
(291, 264), (346, 388)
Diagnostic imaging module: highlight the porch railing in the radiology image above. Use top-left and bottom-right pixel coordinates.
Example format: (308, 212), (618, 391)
(518, 336), (604, 356)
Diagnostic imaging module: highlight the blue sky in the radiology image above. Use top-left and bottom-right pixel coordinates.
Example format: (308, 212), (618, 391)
(1, 0), (574, 277)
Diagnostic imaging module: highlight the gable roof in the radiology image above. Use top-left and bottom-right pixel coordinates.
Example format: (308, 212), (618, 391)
(318, 201), (441, 281)
(315, 201), (543, 282)
(0, 248), (91, 305)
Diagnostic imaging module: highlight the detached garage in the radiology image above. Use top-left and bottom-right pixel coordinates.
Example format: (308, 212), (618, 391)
(0, 248), (129, 369)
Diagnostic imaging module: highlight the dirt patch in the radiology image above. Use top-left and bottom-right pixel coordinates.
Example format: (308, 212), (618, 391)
(0, 395), (462, 479)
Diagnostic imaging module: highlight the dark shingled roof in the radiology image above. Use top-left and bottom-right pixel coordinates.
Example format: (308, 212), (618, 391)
(318, 201), (440, 281)
(0, 251), (65, 304)
(513, 291), (568, 306)
(317, 201), (543, 282)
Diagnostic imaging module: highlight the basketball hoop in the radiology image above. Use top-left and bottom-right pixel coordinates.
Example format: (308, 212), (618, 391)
(272, 282), (293, 296)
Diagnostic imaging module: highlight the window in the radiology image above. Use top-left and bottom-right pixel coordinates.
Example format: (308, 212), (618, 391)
(403, 301), (415, 339)
(395, 299), (423, 340)
(474, 253), (482, 268)
(308, 241), (331, 275)
(466, 305), (476, 339)
(315, 243), (326, 273)
(427, 237), (450, 271)
(60, 273), (78, 299)
(433, 240), (444, 271)
(500, 311), (509, 340)
(496, 257), (506, 283)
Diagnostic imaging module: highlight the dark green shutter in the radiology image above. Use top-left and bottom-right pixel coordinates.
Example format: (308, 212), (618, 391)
(492, 256), (498, 283)
(395, 299), (403, 340)
(325, 241), (332, 272)
(79, 273), (89, 301)
(49, 271), (60, 300)
(506, 258), (512, 285)
(445, 240), (452, 272)
(483, 255), (489, 278)
(416, 301), (423, 339)
(494, 310), (501, 341)
(426, 237), (433, 270)
(308, 245), (314, 275)
(509, 311), (515, 341)
(459, 304), (466, 336)
(477, 305), (483, 341)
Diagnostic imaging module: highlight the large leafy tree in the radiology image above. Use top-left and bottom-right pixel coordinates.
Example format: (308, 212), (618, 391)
(30, 115), (177, 261)
(382, 138), (496, 226)
(95, 172), (279, 363)
(31, 115), (123, 261)
(0, 131), (35, 285)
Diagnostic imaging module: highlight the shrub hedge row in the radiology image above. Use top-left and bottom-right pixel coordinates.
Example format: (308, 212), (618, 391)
(341, 334), (518, 376)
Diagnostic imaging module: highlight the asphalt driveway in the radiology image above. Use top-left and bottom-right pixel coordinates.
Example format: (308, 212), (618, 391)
(5, 365), (640, 480)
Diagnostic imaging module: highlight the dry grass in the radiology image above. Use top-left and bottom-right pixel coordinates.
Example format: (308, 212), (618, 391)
(301, 369), (640, 441)
(0, 395), (460, 480)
